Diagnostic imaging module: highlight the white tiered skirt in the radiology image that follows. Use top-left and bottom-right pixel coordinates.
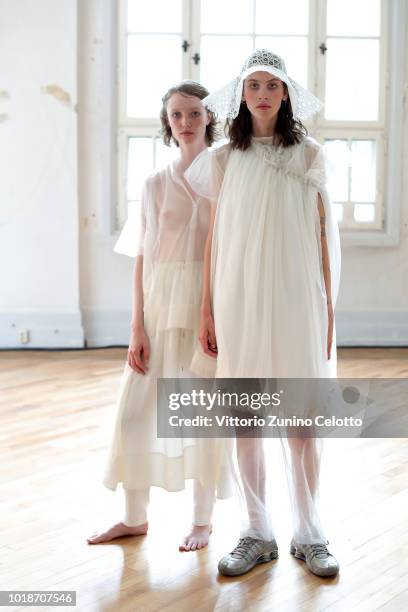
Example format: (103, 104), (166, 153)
(103, 261), (232, 498)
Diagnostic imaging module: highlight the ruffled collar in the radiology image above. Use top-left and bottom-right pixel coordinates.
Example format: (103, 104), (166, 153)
(251, 137), (287, 164)
(252, 135), (278, 142)
(252, 135), (281, 147)
(250, 138), (316, 188)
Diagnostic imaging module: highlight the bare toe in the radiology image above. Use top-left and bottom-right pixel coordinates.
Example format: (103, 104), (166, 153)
(178, 538), (188, 552)
(87, 521), (148, 544)
(179, 525), (211, 552)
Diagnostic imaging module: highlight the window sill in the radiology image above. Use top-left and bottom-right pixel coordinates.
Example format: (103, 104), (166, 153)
(340, 227), (400, 247)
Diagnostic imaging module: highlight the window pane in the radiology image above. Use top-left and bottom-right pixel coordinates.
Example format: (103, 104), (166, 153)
(334, 203), (343, 222)
(255, 0), (308, 35)
(127, 138), (153, 200)
(200, 36), (253, 92)
(354, 204), (375, 222)
(127, 138), (179, 204)
(126, 201), (141, 226)
(327, 0), (380, 37)
(155, 139), (179, 169)
(201, 0), (253, 34)
(324, 139), (349, 202)
(127, 35), (182, 118)
(128, 200), (140, 215)
(114, 199), (141, 249)
(256, 36), (308, 87)
(351, 140), (377, 201)
(127, 0), (182, 33)
(324, 39), (379, 121)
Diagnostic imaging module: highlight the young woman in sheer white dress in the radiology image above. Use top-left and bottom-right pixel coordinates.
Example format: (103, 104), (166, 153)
(186, 50), (342, 576)
(87, 81), (231, 551)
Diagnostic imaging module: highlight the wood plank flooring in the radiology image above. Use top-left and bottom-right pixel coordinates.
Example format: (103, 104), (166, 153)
(0, 348), (407, 612)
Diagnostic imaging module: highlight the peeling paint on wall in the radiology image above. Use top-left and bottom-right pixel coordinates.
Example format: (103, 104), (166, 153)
(41, 84), (72, 108)
(0, 90), (10, 99)
(0, 113), (8, 122)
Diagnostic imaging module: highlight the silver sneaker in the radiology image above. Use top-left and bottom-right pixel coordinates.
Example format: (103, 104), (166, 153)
(290, 538), (339, 577)
(218, 537), (278, 577)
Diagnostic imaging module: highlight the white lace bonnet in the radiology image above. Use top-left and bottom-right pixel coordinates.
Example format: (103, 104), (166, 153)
(202, 48), (323, 121)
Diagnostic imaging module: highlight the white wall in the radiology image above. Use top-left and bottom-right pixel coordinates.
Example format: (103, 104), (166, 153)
(0, 0), (407, 349)
(77, 0), (133, 348)
(0, 0), (83, 348)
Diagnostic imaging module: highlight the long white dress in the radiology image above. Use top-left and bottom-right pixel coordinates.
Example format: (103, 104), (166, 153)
(186, 135), (342, 544)
(103, 160), (232, 498)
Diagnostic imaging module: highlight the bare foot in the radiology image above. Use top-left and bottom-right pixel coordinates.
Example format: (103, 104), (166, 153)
(179, 525), (212, 552)
(87, 521), (148, 544)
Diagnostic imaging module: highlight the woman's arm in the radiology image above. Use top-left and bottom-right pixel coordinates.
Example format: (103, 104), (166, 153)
(317, 193), (334, 360)
(131, 255), (144, 331)
(317, 193), (332, 304)
(199, 206), (218, 357)
(128, 255), (150, 374)
(201, 206), (215, 313)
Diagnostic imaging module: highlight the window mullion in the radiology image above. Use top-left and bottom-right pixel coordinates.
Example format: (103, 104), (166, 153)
(190, 0), (201, 82)
(309, 0), (318, 86)
(252, 0), (256, 46)
(378, 0), (388, 128)
(182, 0), (192, 79)
(315, 0), (327, 131)
(307, 0), (319, 133)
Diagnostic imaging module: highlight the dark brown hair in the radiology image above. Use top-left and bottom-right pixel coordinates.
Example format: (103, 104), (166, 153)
(226, 82), (307, 150)
(160, 80), (218, 147)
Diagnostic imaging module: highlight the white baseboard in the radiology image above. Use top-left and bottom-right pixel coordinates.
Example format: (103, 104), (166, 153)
(82, 309), (131, 348)
(0, 311), (84, 349)
(83, 309), (408, 348)
(335, 310), (408, 346)
(2, 309), (406, 349)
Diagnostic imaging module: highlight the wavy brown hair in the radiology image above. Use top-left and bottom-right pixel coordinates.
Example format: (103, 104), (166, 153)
(160, 80), (218, 147)
(226, 82), (307, 150)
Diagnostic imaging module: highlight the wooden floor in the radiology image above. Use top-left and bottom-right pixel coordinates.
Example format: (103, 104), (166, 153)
(0, 348), (407, 612)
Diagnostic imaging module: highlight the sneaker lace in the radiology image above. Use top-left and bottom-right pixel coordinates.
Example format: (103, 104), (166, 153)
(309, 543), (329, 559)
(230, 537), (257, 559)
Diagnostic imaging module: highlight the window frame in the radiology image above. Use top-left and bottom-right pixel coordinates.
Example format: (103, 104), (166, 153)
(320, 130), (385, 231)
(310, 0), (389, 240)
(329, 0), (406, 246)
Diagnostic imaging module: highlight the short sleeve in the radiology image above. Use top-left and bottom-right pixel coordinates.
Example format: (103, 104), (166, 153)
(304, 138), (329, 191)
(184, 144), (231, 206)
(304, 138), (342, 308)
(113, 179), (149, 258)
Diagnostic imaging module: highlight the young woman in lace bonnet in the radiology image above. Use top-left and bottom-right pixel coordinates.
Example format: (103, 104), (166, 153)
(188, 49), (341, 578)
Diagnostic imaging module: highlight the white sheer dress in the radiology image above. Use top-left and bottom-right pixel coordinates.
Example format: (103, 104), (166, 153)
(185, 135), (342, 544)
(103, 159), (232, 501)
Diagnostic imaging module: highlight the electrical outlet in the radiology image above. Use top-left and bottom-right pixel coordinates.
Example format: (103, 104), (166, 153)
(19, 329), (30, 344)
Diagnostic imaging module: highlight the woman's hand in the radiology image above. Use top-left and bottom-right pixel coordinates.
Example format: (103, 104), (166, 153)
(327, 301), (334, 360)
(199, 308), (218, 358)
(128, 326), (150, 374)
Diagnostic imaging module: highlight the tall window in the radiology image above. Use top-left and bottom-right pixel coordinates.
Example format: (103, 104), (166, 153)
(318, 0), (385, 230)
(117, 0), (388, 234)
